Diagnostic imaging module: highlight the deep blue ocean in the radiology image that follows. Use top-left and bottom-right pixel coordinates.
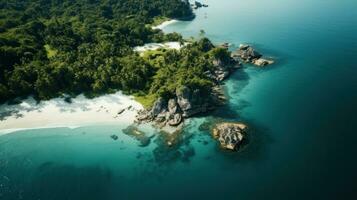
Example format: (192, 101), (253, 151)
(1, 0), (357, 199)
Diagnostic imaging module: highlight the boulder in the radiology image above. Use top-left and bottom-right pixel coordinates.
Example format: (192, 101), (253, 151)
(253, 58), (274, 67)
(193, 1), (208, 9)
(168, 98), (179, 114)
(236, 45), (262, 62)
(117, 108), (125, 115)
(239, 44), (250, 50)
(136, 109), (150, 121)
(233, 44), (274, 67)
(110, 134), (119, 140)
(168, 113), (183, 126)
(176, 86), (210, 117)
(176, 86), (193, 114)
(211, 56), (240, 82)
(212, 122), (247, 150)
(150, 97), (167, 117)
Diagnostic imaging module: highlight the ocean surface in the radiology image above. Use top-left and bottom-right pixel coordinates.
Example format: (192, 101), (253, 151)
(1, 0), (357, 199)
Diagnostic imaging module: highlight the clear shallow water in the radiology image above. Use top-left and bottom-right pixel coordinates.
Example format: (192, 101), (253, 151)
(1, 0), (357, 199)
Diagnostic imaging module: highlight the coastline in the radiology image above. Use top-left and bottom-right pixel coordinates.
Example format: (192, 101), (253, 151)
(152, 19), (179, 30)
(0, 91), (143, 134)
(0, 19), (182, 135)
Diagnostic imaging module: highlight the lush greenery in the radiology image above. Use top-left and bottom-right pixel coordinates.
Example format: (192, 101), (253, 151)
(0, 0), (229, 107)
(138, 38), (231, 100)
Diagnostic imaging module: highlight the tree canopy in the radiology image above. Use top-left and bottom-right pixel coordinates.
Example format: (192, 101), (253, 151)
(0, 0), (229, 108)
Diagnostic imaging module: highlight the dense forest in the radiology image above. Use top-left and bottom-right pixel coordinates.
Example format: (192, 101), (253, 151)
(0, 0), (228, 107)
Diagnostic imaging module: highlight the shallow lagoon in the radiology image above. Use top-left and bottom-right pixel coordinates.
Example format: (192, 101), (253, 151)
(1, 0), (357, 199)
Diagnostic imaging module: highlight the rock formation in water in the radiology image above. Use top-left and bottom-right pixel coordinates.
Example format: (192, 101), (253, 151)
(232, 44), (274, 67)
(212, 122), (247, 150)
(192, 1), (209, 9)
(136, 44), (273, 129)
(136, 55), (239, 127)
(122, 125), (153, 147)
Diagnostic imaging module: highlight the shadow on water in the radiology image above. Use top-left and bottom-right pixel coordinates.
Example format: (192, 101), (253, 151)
(203, 68), (252, 120)
(0, 162), (117, 200)
(240, 42), (295, 67)
(219, 119), (273, 165)
(196, 116), (274, 166)
(189, 64), (275, 165)
(120, 124), (197, 182)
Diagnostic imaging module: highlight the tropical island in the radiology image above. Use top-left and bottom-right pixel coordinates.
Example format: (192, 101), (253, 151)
(0, 0), (273, 150)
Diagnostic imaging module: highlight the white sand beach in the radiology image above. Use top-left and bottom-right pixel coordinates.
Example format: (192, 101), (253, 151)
(134, 42), (185, 52)
(0, 91), (143, 134)
(152, 19), (178, 30)
(0, 20), (181, 135)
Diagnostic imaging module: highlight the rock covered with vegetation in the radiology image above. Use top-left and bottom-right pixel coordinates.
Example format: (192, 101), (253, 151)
(136, 39), (240, 126)
(212, 122), (247, 151)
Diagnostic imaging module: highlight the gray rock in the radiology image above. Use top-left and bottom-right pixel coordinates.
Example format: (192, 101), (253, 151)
(150, 97), (167, 117)
(237, 46), (262, 62)
(212, 122), (247, 150)
(168, 98), (179, 114)
(233, 44), (274, 67)
(110, 134), (119, 140)
(176, 86), (192, 114)
(168, 113), (183, 126)
(176, 86), (210, 117)
(117, 109), (125, 115)
(210, 56), (240, 82)
(253, 58), (274, 67)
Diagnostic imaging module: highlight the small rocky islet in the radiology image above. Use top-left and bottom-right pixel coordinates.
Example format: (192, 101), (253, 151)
(212, 122), (247, 151)
(232, 44), (274, 67)
(131, 44), (272, 151)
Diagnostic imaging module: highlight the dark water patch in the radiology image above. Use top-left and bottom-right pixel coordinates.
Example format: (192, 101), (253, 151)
(152, 129), (196, 165)
(217, 119), (273, 164)
(0, 158), (118, 200)
(24, 164), (113, 200)
(195, 116), (273, 165)
(110, 134), (118, 140)
(122, 125), (155, 147)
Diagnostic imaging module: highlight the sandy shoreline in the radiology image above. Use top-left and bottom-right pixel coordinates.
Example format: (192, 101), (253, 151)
(152, 19), (178, 30)
(134, 42), (185, 52)
(0, 91), (143, 134)
(0, 20), (180, 135)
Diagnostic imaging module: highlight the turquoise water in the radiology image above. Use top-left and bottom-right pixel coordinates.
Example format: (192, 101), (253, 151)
(1, 0), (357, 199)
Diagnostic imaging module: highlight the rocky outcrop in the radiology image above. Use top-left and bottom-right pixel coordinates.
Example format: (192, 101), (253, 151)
(212, 122), (247, 150)
(212, 57), (241, 82)
(232, 44), (274, 67)
(253, 58), (274, 67)
(110, 134), (118, 140)
(176, 86), (214, 117)
(192, 1), (208, 9)
(122, 125), (153, 147)
(136, 87), (217, 126)
(136, 46), (241, 127)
